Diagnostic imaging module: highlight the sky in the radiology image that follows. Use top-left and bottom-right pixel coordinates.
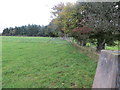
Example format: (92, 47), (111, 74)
(0, 0), (77, 33)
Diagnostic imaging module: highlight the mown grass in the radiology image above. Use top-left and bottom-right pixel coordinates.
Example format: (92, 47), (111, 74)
(2, 36), (97, 88)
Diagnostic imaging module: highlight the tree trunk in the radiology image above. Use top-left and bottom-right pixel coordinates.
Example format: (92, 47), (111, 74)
(96, 39), (105, 52)
(83, 41), (86, 46)
(80, 40), (86, 46)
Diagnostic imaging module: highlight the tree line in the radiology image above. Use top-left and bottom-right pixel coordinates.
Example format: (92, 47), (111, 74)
(2, 2), (120, 51)
(2, 24), (60, 37)
(50, 2), (120, 51)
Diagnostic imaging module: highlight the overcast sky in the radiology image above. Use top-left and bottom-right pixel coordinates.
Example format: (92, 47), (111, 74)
(0, 0), (77, 33)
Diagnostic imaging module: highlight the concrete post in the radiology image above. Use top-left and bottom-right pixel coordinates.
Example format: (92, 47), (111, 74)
(92, 50), (120, 88)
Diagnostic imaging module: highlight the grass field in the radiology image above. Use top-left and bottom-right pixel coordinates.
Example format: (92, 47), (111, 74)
(2, 36), (97, 88)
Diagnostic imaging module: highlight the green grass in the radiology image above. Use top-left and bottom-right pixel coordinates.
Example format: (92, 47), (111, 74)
(2, 36), (97, 88)
(105, 41), (119, 50)
(86, 42), (118, 51)
(106, 46), (118, 50)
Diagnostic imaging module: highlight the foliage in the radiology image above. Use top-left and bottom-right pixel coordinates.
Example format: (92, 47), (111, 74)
(51, 2), (120, 51)
(82, 2), (119, 51)
(2, 24), (59, 37)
